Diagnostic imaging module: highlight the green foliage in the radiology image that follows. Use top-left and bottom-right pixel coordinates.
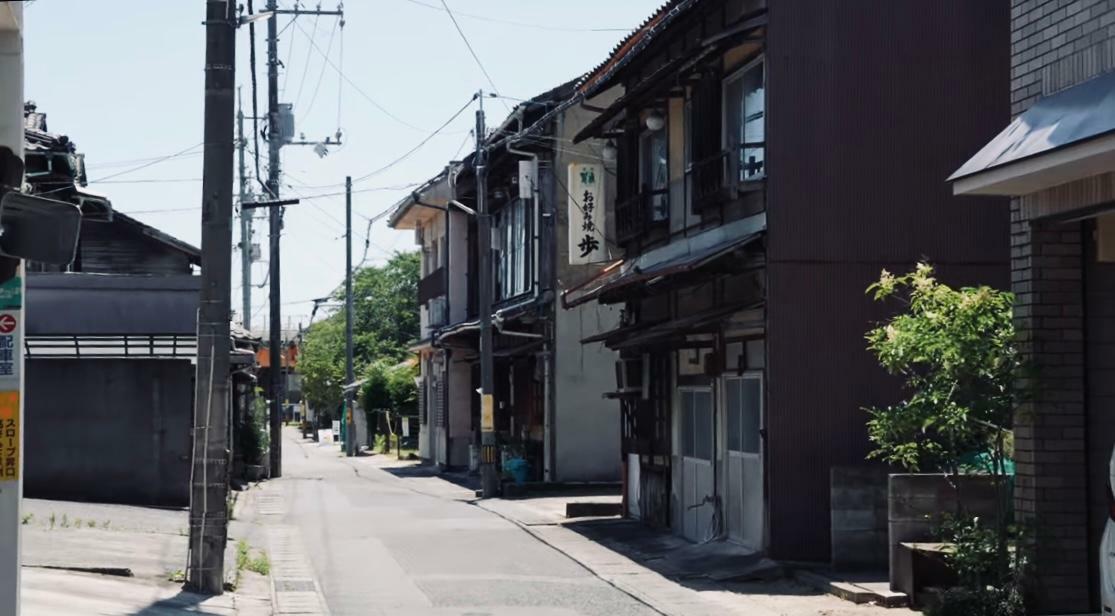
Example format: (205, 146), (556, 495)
(238, 389), (270, 466)
(928, 586), (1025, 616)
(929, 516), (1029, 616)
(299, 251), (420, 415)
(865, 263), (1020, 474)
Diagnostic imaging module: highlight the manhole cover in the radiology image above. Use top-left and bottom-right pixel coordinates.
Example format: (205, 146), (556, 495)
(274, 579), (316, 592)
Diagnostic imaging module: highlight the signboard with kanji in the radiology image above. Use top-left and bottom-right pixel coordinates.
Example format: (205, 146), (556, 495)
(0, 391), (18, 480)
(568, 163), (607, 265)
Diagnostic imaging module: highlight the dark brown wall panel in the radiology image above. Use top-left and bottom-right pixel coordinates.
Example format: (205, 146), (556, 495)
(766, 261), (1008, 561)
(765, 0), (1011, 265)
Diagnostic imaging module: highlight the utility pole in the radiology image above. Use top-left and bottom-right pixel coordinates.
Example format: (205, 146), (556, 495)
(476, 92), (498, 498)
(237, 97), (252, 331)
(265, 0), (283, 478)
(187, 0), (236, 594)
(344, 176), (355, 457)
(265, 0), (343, 477)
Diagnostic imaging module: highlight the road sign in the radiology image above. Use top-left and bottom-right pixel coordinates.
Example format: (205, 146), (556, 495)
(0, 314), (14, 334)
(0, 392), (18, 480)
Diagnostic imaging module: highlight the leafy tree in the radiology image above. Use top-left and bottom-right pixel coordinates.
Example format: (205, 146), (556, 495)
(866, 263), (1026, 603)
(865, 263), (1019, 478)
(298, 251), (420, 418)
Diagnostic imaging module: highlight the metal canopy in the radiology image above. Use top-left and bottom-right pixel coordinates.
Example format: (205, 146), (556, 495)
(950, 69), (1115, 195)
(564, 213), (766, 308)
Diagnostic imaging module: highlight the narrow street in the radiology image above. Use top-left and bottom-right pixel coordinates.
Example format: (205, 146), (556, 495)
(264, 428), (658, 616)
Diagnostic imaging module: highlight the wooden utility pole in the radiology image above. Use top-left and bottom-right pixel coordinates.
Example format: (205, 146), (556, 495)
(187, 0), (236, 594)
(476, 93), (498, 498)
(344, 176), (356, 456)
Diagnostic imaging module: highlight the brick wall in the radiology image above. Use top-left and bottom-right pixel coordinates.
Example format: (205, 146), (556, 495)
(1010, 217), (1089, 612)
(1010, 0), (1115, 611)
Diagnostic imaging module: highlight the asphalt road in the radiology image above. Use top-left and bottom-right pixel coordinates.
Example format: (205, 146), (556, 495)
(274, 430), (658, 616)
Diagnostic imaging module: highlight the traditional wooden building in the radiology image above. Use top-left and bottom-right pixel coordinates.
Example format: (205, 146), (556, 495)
(20, 105), (255, 505)
(565, 0), (1010, 560)
(391, 83), (624, 483)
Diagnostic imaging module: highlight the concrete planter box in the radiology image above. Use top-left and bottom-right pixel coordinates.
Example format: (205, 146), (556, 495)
(244, 464), (266, 482)
(887, 473), (1006, 591)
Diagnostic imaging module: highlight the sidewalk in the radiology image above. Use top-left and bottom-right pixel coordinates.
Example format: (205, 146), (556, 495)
(378, 470), (916, 616)
(19, 498), (271, 615)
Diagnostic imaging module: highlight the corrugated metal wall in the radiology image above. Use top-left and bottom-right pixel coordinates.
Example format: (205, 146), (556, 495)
(763, 0), (1011, 562)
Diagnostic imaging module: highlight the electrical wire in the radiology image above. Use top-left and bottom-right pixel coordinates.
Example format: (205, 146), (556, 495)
(293, 11), (321, 109)
(91, 178), (203, 185)
(92, 143), (205, 183)
(292, 18), (434, 133)
(349, 94), (478, 185)
(85, 150), (204, 170)
(397, 0), (631, 33)
(301, 18), (339, 122)
(438, 0), (509, 112)
(247, 0), (273, 199)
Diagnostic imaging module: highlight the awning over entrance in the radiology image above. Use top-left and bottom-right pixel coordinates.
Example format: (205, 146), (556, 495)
(950, 69), (1115, 196)
(563, 213), (765, 309)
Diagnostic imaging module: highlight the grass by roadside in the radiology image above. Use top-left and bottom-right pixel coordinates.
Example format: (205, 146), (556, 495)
(232, 539), (271, 589)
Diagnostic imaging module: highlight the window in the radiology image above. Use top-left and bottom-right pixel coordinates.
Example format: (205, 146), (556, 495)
(496, 198), (532, 300)
(681, 389), (713, 460)
(724, 57), (765, 183)
(640, 128), (669, 222)
(726, 376), (762, 454)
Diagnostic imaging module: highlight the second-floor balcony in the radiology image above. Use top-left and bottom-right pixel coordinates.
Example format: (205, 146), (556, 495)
(417, 267), (446, 306)
(615, 187), (669, 244)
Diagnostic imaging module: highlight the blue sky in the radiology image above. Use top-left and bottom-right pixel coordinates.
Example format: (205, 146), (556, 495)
(23, 0), (659, 331)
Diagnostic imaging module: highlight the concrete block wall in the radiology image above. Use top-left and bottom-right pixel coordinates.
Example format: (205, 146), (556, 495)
(830, 467), (888, 571)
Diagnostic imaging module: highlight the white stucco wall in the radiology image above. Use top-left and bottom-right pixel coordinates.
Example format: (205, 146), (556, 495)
(550, 90), (624, 482)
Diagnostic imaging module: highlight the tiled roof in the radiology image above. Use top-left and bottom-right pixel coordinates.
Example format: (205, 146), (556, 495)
(576, 0), (699, 97)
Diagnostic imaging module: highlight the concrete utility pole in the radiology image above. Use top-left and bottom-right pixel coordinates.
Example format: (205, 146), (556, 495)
(344, 176), (355, 457)
(237, 99), (252, 331)
(476, 93), (498, 498)
(187, 0), (236, 594)
(265, 0), (343, 477)
(265, 0), (284, 478)
(0, 5), (24, 613)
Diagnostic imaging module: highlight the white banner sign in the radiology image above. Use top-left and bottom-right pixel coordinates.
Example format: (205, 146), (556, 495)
(568, 163), (607, 264)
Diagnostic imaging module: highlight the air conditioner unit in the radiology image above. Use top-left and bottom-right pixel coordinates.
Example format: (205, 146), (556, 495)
(615, 356), (649, 399)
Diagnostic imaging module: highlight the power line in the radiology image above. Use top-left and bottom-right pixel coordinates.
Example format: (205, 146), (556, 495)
(92, 178), (203, 184)
(439, 0), (509, 111)
(292, 11), (321, 109)
(349, 94), (478, 184)
(398, 0), (631, 33)
(301, 18), (339, 122)
(92, 143), (205, 183)
(292, 18), (433, 133)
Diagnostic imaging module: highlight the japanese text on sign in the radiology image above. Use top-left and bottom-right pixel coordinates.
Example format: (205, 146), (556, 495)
(568, 163), (607, 264)
(0, 392), (19, 481)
